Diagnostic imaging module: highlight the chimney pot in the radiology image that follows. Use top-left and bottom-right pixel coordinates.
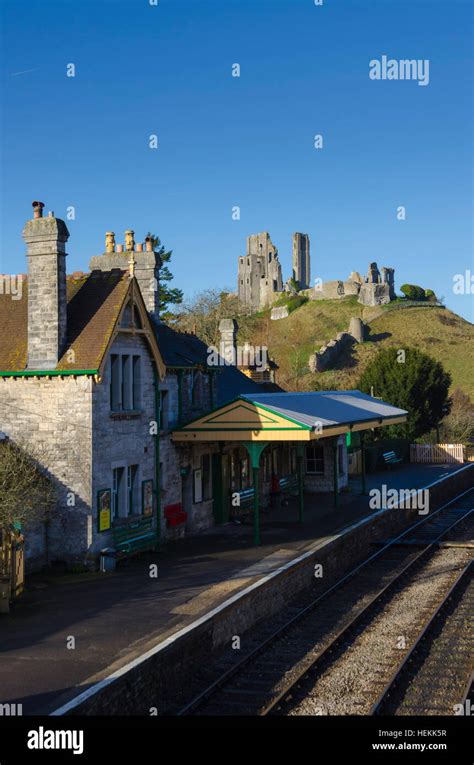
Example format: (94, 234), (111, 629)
(124, 230), (135, 251)
(32, 201), (44, 219)
(136, 242), (143, 252)
(145, 236), (153, 252)
(105, 231), (115, 253)
(116, 244), (123, 253)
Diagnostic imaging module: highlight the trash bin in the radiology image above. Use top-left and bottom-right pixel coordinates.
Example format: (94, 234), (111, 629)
(100, 548), (117, 573)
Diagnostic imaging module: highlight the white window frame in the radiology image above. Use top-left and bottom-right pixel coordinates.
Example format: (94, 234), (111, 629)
(110, 352), (142, 412)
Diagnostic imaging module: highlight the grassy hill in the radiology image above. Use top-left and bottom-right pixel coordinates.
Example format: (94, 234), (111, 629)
(237, 297), (474, 397)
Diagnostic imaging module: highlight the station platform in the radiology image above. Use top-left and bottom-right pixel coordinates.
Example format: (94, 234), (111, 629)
(0, 463), (467, 715)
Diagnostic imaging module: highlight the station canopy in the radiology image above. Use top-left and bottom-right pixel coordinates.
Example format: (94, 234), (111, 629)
(172, 390), (408, 443)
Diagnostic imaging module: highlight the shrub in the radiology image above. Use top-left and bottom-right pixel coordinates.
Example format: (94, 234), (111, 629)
(400, 284), (426, 301)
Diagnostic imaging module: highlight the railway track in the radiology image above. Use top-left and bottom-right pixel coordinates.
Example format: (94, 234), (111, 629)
(178, 489), (473, 716)
(372, 573), (473, 716)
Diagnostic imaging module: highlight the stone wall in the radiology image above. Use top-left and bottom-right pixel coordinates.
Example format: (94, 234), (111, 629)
(309, 317), (366, 373)
(159, 369), (216, 537)
(0, 375), (93, 570)
(90, 333), (157, 555)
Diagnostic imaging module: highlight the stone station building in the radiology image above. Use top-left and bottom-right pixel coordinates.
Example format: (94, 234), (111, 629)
(0, 203), (407, 571)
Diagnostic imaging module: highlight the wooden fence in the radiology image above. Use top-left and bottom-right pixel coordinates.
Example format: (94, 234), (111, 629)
(410, 443), (465, 464)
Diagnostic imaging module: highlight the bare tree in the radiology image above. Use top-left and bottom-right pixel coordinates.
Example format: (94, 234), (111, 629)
(0, 439), (56, 576)
(172, 288), (250, 347)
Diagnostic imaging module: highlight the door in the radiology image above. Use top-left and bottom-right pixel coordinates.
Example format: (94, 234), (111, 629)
(212, 453), (231, 524)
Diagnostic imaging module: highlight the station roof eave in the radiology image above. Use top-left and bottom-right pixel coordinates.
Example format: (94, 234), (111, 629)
(171, 390), (408, 444)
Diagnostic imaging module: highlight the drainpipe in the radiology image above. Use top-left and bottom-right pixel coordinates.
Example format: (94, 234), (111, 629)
(153, 365), (161, 549)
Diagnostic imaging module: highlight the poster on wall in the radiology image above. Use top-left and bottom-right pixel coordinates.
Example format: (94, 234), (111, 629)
(97, 489), (112, 532)
(193, 468), (202, 503)
(142, 479), (154, 516)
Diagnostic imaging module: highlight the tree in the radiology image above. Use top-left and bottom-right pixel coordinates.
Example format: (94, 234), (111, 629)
(358, 347), (452, 440)
(172, 288), (249, 348)
(147, 233), (183, 320)
(0, 439), (56, 576)
(435, 388), (474, 445)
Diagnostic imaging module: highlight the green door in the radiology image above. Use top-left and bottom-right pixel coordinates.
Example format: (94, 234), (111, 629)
(212, 453), (230, 524)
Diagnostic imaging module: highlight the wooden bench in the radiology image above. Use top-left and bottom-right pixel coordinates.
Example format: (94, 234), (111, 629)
(112, 517), (156, 556)
(279, 474), (299, 497)
(383, 450), (403, 469)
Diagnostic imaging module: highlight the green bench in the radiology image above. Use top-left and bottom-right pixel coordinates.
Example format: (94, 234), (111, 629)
(383, 450), (403, 469)
(112, 517), (156, 556)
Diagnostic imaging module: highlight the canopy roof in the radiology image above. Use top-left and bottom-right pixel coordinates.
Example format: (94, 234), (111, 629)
(172, 390), (408, 442)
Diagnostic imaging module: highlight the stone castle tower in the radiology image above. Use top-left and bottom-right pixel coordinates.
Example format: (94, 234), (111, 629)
(237, 232), (283, 311)
(292, 233), (310, 290)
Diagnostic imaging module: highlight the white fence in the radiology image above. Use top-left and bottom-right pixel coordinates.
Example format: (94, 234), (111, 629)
(410, 443), (465, 464)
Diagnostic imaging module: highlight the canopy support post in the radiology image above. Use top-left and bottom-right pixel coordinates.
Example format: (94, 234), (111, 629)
(242, 441), (269, 546)
(297, 443), (305, 524)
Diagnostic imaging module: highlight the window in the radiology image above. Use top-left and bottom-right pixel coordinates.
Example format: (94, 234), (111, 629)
(127, 464), (139, 515)
(110, 353), (141, 411)
(194, 454), (212, 503)
(113, 465), (140, 518)
(112, 467), (126, 519)
(132, 355), (141, 408)
(305, 444), (325, 475)
(202, 454), (212, 500)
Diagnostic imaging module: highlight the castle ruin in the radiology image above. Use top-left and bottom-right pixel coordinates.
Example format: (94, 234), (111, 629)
(292, 232), (310, 289)
(237, 232), (283, 311)
(237, 230), (395, 311)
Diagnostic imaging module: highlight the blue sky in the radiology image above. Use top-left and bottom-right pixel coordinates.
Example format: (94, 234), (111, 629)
(1, 0), (472, 321)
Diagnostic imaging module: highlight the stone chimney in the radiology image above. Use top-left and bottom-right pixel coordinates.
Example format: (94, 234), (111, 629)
(23, 202), (69, 370)
(89, 231), (162, 321)
(219, 319), (237, 365)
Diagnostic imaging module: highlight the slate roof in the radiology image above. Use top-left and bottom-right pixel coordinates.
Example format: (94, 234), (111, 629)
(0, 270), (130, 372)
(240, 391), (408, 429)
(0, 268), (283, 403)
(150, 318), (279, 404)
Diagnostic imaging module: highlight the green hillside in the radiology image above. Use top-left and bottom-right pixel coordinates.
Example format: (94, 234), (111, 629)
(238, 298), (474, 397)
